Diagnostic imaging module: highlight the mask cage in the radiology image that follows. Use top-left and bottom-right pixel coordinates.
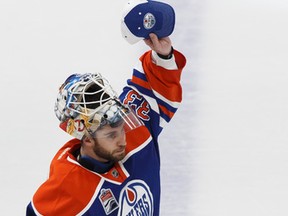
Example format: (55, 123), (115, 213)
(64, 73), (118, 117)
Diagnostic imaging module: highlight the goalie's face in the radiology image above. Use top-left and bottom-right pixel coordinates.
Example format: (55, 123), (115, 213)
(90, 122), (127, 162)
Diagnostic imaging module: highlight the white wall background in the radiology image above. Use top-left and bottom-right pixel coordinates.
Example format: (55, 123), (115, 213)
(1, 0), (288, 215)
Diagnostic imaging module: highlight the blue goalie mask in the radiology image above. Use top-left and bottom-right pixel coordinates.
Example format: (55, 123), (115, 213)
(54, 73), (143, 139)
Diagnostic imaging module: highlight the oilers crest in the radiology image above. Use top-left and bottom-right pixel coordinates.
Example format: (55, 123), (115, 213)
(118, 180), (154, 216)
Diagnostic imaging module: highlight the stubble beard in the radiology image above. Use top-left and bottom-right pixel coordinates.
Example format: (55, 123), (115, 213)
(93, 142), (126, 162)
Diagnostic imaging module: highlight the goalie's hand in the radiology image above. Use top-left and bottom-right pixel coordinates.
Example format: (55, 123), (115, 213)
(144, 33), (172, 56)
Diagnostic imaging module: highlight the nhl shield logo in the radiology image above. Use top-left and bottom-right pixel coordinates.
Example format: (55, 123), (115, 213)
(99, 188), (119, 215)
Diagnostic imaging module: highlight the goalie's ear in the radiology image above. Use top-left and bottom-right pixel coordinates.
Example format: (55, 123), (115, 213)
(81, 134), (94, 147)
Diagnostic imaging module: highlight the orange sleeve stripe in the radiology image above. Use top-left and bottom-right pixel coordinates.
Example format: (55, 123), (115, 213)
(159, 104), (174, 119)
(132, 75), (151, 90)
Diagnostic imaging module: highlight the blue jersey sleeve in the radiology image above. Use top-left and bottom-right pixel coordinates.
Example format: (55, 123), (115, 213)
(119, 49), (186, 140)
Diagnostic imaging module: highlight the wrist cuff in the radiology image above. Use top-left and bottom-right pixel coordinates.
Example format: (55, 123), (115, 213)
(151, 49), (178, 70)
(157, 46), (174, 60)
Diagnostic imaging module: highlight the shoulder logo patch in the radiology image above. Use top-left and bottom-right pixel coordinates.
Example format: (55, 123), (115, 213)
(99, 188), (119, 215)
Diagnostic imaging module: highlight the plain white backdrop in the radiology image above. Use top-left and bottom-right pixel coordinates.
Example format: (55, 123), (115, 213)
(1, 0), (288, 215)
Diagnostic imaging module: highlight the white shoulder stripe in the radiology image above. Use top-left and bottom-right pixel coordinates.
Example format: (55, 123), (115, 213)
(31, 201), (43, 216)
(121, 135), (152, 163)
(153, 89), (181, 109)
(118, 161), (130, 177)
(159, 116), (168, 128)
